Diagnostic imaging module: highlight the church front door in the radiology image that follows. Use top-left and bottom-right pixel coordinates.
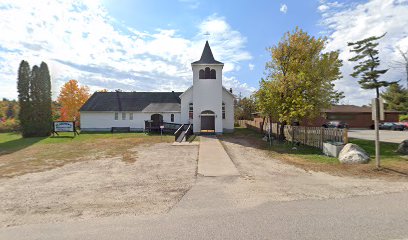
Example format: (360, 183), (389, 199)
(201, 116), (215, 132)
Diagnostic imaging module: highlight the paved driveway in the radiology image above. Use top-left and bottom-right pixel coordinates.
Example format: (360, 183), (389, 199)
(348, 129), (408, 143)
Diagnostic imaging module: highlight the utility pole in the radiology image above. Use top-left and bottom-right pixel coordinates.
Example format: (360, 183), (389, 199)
(372, 97), (384, 169)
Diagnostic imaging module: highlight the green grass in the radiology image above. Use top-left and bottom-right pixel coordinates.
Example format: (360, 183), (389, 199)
(349, 138), (406, 162)
(0, 131), (173, 155)
(0, 131), (175, 178)
(224, 127), (406, 165)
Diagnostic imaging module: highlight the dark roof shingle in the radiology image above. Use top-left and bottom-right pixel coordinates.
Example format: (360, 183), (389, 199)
(80, 92), (182, 112)
(323, 105), (401, 113)
(191, 41), (223, 65)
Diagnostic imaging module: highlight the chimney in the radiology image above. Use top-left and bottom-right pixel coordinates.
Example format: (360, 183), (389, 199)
(229, 88), (233, 93)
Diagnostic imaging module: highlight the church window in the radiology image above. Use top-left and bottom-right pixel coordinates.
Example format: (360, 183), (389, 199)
(122, 112), (126, 120)
(129, 113), (133, 120)
(210, 69), (216, 79)
(199, 69), (205, 79)
(204, 67), (211, 79)
(222, 103), (226, 119)
(114, 112), (119, 120)
(189, 103), (193, 119)
(171, 114), (174, 122)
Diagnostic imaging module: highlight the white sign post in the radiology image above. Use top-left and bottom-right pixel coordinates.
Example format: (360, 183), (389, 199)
(160, 125), (164, 140)
(371, 98), (384, 169)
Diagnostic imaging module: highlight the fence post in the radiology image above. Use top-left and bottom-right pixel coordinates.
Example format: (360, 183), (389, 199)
(343, 128), (348, 144)
(320, 128), (324, 149)
(303, 127), (307, 145)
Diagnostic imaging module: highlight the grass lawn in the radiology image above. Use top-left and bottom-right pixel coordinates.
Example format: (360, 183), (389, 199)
(222, 127), (408, 178)
(0, 131), (174, 178)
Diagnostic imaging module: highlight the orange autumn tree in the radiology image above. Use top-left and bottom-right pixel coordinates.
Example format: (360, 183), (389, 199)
(57, 80), (90, 123)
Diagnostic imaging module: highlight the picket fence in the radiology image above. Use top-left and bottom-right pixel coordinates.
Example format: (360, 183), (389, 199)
(237, 119), (348, 149)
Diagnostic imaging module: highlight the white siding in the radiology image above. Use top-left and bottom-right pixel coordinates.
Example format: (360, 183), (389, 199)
(192, 64), (224, 133)
(80, 111), (181, 131)
(222, 89), (235, 132)
(180, 87), (193, 124)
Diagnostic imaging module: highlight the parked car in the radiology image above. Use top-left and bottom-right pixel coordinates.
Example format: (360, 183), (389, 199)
(379, 122), (405, 131)
(399, 121), (408, 129)
(322, 121), (348, 129)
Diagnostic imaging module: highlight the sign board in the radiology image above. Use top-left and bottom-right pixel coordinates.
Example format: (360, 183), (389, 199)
(371, 98), (384, 121)
(53, 121), (79, 136)
(160, 125), (164, 129)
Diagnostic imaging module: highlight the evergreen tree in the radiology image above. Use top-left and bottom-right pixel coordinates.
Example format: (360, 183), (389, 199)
(17, 60), (31, 137)
(39, 62), (52, 135)
(381, 83), (408, 111)
(348, 34), (395, 98)
(30, 65), (42, 136)
(18, 61), (53, 137)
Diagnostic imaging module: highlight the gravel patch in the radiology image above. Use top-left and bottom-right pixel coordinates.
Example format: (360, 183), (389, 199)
(0, 143), (198, 227)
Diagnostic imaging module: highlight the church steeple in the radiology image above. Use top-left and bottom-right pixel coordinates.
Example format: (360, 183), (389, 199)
(192, 41), (223, 65)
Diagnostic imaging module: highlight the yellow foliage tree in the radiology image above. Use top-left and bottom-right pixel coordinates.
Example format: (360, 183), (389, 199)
(57, 80), (90, 122)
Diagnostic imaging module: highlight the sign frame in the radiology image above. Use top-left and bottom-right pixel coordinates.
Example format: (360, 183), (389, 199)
(53, 121), (79, 136)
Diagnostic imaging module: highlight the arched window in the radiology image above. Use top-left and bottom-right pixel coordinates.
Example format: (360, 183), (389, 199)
(199, 69), (205, 79)
(151, 114), (163, 123)
(210, 69), (216, 79)
(171, 114), (174, 122)
(204, 67), (211, 79)
(189, 103), (193, 119)
(201, 110), (215, 115)
(222, 103), (226, 119)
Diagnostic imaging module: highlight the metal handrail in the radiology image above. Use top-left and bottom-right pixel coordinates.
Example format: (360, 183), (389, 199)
(174, 124), (185, 135)
(174, 124), (185, 141)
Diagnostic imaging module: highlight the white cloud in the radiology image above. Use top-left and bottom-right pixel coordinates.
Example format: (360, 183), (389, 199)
(319, 0), (408, 105)
(178, 0), (200, 9)
(318, 1), (343, 12)
(248, 63), (255, 71)
(318, 5), (329, 12)
(280, 4), (288, 14)
(0, 1), (252, 100)
(223, 76), (257, 97)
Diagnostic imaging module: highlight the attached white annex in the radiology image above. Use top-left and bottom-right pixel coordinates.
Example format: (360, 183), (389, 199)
(80, 41), (235, 134)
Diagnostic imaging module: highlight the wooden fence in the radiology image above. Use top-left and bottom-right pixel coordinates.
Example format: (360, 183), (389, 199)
(237, 120), (348, 149)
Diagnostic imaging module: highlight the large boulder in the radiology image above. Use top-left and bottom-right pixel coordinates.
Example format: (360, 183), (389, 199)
(397, 140), (408, 155)
(338, 143), (370, 164)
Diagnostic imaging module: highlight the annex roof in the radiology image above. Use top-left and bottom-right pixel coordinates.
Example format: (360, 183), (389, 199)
(323, 105), (401, 113)
(80, 91), (182, 112)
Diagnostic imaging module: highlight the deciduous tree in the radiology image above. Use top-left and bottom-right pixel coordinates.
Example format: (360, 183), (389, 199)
(57, 80), (90, 122)
(257, 27), (343, 139)
(235, 96), (257, 120)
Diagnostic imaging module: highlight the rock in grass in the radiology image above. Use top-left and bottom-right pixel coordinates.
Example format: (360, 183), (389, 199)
(397, 139), (408, 155)
(338, 143), (370, 164)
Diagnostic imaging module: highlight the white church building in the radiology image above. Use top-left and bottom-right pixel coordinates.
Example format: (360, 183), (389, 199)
(80, 41), (235, 134)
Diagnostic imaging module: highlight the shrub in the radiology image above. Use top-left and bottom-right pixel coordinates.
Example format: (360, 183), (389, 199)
(400, 114), (408, 122)
(0, 118), (20, 132)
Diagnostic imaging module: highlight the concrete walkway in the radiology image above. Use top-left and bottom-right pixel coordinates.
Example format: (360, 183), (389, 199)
(197, 136), (239, 177)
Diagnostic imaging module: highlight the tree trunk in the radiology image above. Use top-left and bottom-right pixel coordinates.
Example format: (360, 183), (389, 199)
(279, 121), (286, 141)
(261, 116), (266, 133)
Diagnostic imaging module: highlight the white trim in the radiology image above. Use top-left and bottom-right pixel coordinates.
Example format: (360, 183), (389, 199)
(179, 86), (193, 98)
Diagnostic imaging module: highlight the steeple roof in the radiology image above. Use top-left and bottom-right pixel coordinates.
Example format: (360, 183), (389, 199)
(192, 41), (223, 65)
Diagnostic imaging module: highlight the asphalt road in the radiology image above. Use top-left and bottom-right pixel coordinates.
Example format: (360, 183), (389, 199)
(348, 129), (408, 143)
(1, 191), (408, 240)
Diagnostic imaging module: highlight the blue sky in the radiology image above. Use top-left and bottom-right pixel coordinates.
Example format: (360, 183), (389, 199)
(0, 0), (407, 105)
